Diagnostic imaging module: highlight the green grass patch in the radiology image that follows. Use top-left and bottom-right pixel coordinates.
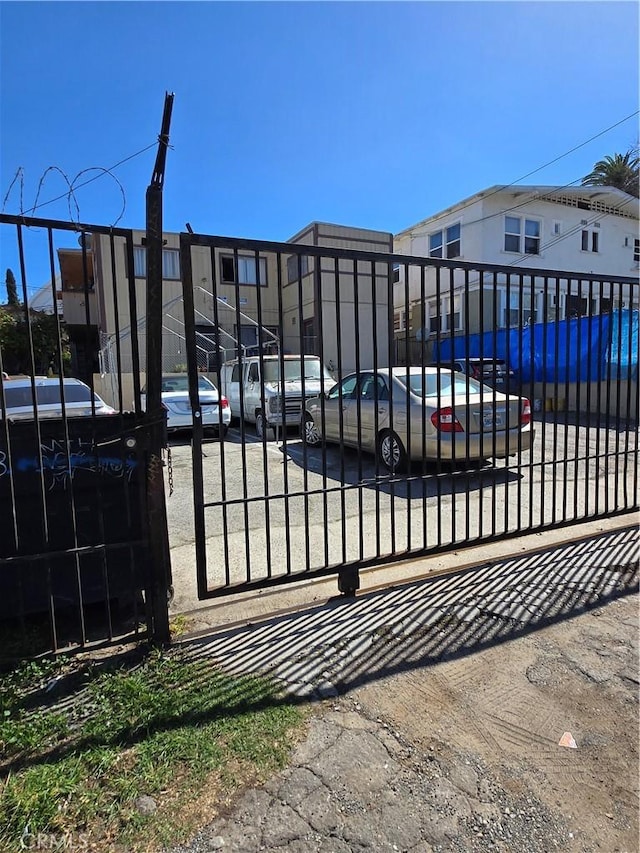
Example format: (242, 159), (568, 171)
(0, 648), (306, 851)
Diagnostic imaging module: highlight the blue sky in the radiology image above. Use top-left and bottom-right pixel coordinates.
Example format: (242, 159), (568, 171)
(1, 1), (638, 291)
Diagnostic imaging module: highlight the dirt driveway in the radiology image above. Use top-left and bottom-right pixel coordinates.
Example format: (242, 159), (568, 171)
(172, 525), (639, 853)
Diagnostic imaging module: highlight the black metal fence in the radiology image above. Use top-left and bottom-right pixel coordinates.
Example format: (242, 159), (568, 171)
(180, 232), (639, 598)
(0, 214), (159, 657)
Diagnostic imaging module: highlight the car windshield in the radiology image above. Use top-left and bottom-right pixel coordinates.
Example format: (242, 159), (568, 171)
(161, 375), (216, 393)
(262, 358), (332, 383)
(2, 383), (98, 408)
(397, 371), (483, 397)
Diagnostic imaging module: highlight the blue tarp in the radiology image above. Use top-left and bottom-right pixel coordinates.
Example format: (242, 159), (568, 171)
(433, 310), (638, 384)
(609, 309), (639, 381)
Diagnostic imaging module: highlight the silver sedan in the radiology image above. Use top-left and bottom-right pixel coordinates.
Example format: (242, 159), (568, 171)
(302, 367), (534, 472)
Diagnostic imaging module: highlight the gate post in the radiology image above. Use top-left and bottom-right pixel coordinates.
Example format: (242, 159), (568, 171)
(144, 92), (174, 644)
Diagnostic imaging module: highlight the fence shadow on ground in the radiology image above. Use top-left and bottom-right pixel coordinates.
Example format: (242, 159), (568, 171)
(2, 527), (637, 778)
(182, 525), (639, 697)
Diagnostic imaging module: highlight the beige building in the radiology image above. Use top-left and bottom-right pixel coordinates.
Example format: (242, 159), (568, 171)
(58, 222), (393, 407)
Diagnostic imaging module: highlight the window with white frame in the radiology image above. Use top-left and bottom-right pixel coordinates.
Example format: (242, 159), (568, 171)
(132, 246), (181, 280)
(504, 216), (541, 255)
(394, 309), (407, 333)
(428, 294), (462, 332)
(503, 290), (534, 327)
(221, 254), (268, 286)
(429, 223), (461, 259)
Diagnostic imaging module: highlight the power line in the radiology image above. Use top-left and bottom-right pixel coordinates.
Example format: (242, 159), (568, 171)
(25, 141), (158, 215)
(398, 109), (640, 237)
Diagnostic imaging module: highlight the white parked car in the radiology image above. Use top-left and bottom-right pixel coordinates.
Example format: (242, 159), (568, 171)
(0, 377), (116, 420)
(142, 374), (231, 436)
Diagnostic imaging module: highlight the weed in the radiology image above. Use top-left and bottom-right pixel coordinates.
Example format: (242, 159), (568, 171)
(0, 649), (305, 851)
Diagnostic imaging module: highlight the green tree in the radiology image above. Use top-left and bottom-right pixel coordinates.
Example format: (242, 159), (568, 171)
(5, 268), (19, 307)
(581, 149), (639, 197)
(0, 306), (69, 375)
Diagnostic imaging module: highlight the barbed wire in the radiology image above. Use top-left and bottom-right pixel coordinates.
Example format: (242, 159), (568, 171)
(1, 140), (159, 228)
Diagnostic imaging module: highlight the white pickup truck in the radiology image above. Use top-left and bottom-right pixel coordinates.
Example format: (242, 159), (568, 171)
(219, 354), (334, 438)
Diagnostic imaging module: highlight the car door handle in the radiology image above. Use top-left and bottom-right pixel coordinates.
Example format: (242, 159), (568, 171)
(378, 406), (387, 414)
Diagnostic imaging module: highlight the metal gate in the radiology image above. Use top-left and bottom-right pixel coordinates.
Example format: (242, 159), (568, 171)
(180, 231), (639, 600)
(0, 213), (167, 656)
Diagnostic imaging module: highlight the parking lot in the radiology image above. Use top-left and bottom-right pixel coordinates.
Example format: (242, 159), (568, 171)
(165, 413), (637, 609)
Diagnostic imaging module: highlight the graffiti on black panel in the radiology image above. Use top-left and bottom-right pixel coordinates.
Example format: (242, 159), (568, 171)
(1, 438), (138, 490)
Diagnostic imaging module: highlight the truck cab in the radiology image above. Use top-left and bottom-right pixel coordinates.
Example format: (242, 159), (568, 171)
(220, 354), (334, 438)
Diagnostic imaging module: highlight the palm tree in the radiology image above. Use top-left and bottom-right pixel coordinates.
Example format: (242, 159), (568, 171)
(582, 150), (639, 197)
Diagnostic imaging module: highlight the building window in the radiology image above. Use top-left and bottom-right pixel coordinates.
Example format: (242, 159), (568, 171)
(286, 254), (309, 283)
(429, 223), (461, 259)
(221, 255), (268, 286)
(303, 318), (316, 354)
(132, 247), (181, 280)
(428, 295), (462, 332)
(392, 263), (401, 283)
(504, 216), (540, 255)
(394, 309), (407, 333)
(504, 290), (533, 327)
(581, 230), (599, 253)
(634, 238), (639, 264)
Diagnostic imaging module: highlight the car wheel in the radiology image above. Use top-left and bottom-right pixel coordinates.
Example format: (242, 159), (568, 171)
(378, 430), (406, 473)
(255, 410), (273, 440)
(302, 413), (322, 446)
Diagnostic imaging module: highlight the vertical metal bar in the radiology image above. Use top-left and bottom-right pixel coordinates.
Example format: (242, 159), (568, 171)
(80, 230), (113, 642)
(402, 257), (411, 555)
(371, 257), (381, 560)
(514, 273), (524, 533)
(309, 249), (329, 570)
(123, 236), (142, 411)
(434, 264), (443, 549)
(419, 262), (428, 550)
(253, 247), (273, 577)
(296, 252), (311, 574)
(107, 233), (125, 410)
(613, 280), (624, 509)
(572, 279), (584, 521)
(353, 257), (364, 563)
(182, 238), (207, 596)
(622, 282), (634, 508)
(583, 278), (594, 518)
(333, 256), (347, 565)
(231, 248), (252, 583)
(526, 274), (535, 532)
(504, 272), (513, 534)
(462, 267), (471, 544)
(446, 266), (456, 545)
(209, 245), (231, 586)
(478, 269), (486, 540)
(594, 277), (605, 518)
(16, 224), (60, 651)
(490, 272), (500, 536)
(539, 276), (548, 528)
(562, 278), (572, 524)
(552, 275), (561, 523)
(630, 281), (639, 507)
(143, 92), (174, 643)
(385, 254), (397, 558)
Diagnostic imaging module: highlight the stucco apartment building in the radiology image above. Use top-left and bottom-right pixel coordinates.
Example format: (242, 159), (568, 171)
(57, 222), (393, 404)
(392, 184), (639, 341)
